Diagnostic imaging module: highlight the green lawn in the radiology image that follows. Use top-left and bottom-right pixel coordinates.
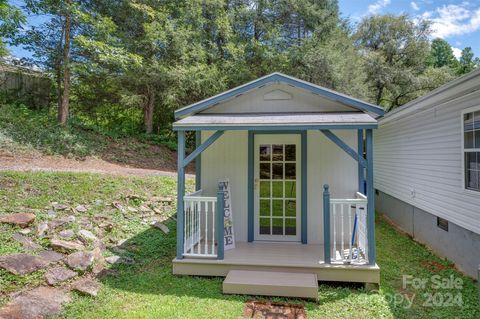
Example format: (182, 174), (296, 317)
(0, 171), (479, 319)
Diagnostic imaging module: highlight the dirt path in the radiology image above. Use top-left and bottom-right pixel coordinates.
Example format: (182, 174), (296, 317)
(0, 153), (194, 178)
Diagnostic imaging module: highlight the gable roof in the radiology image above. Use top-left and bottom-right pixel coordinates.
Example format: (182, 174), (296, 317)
(174, 72), (385, 119)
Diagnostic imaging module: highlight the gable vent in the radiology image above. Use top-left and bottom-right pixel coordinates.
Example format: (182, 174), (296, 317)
(263, 89), (292, 101)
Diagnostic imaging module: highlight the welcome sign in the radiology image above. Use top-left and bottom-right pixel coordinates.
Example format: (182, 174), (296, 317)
(218, 179), (235, 250)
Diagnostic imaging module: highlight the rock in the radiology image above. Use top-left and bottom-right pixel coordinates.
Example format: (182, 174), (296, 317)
(98, 222), (113, 231)
(152, 222), (170, 234)
(0, 213), (36, 228)
(58, 229), (75, 239)
(50, 216), (75, 229)
(0, 286), (71, 319)
(66, 251), (94, 271)
(50, 239), (85, 252)
(0, 253), (50, 275)
(75, 205), (88, 213)
(38, 250), (65, 263)
(112, 202), (123, 210)
(105, 255), (120, 264)
(116, 239), (127, 246)
(52, 203), (69, 211)
(78, 229), (97, 243)
(72, 278), (100, 297)
(105, 255), (134, 265)
(19, 228), (31, 235)
(127, 206), (138, 213)
(45, 267), (77, 285)
(36, 222), (49, 237)
(12, 233), (42, 251)
(47, 209), (57, 218)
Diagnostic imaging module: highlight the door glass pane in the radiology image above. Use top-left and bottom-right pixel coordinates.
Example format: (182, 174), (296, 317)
(272, 218), (283, 235)
(260, 182), (270, 198)
(272, 163), (283, 179)
(272, 144), (283, 161)
(260, 200), (270, 216)
(272, 200), (283, 216)
(260, 163), (270, 179)
(285, 144), (296, 161)
(272, 181), (283, 198)
(260, 218), (270, 235)
(260, 145), (270, 161)
(464, 113), (474, 148)
(285, 181), (296, 198)
(285, 163), (296, 180)
(285, 218), (296, 235)
(285, 200), (296, 217)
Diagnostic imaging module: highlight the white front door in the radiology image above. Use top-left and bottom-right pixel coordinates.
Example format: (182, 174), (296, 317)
(254, 134), (301, 242)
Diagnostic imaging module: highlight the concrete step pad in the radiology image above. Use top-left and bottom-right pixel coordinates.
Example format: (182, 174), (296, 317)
(223, 270), (318, 300)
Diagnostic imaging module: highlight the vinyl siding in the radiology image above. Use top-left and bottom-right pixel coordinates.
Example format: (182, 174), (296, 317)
(201, 130), (358, 244)
(200, 83), (357, 114)
(375, 87), (480, 235)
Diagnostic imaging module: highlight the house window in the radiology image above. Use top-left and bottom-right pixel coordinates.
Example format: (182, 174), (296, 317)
(463, 108), (480, 192)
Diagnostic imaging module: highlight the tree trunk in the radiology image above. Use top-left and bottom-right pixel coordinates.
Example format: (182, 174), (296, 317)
(144, 86), (155, 134)
(58, 3), (71, 125)
(56, 24), (65, 109)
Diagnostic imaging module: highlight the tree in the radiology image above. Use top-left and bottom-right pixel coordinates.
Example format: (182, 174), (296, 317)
(17, 0), (78, 125)
(354, 14), (453, 110)
(428, 38), (457, 68)
(458, 47), (480, 75)
(0, 0), (25, 57)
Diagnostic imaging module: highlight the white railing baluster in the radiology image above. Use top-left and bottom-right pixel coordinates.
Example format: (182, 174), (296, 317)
(211, 200), (215, 255)
(348, 204), (352, 262)
(332, 203), (336, 261)
(204, 201), (208, 254)
(341, 203), (344, 260)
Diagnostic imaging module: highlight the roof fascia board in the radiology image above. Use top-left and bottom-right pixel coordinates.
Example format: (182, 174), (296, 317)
(174, 73), (384, 119)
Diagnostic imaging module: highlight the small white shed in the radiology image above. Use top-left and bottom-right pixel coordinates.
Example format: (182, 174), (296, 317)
(171, 73), (384, 294)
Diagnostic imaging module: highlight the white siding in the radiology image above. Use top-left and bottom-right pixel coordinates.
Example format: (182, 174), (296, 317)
(375, 89), (480, 235)
(201, 130), (358, 244)
(200, 83), (357, 114)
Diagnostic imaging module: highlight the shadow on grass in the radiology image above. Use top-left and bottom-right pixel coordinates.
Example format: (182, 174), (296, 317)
(98, 217), (363, 307)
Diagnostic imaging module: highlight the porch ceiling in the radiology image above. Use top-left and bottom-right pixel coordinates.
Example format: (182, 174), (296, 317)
(173, 112), (377, 130)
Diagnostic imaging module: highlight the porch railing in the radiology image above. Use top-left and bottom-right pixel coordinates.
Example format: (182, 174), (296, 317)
(182, 189), (224, 259)
(323, 185), (368, 265)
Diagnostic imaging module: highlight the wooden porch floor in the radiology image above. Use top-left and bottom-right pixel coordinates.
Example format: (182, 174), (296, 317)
(173, 242), (380, 284)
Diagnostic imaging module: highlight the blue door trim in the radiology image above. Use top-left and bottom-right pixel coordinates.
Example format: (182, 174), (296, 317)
(247, 131), (308, 244)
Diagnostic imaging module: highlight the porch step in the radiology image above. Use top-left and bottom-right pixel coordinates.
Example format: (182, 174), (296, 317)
(223, 270), (318, 300)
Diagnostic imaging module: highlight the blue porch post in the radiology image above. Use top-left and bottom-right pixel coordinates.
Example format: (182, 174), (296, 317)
(323, 185), (331, 264)
(176, 131), (186, 259)
(195, 131), (201, 191)
(216, 185), (225, 260)
(357, 129), (365, 194)
(366, 129), (376, 265)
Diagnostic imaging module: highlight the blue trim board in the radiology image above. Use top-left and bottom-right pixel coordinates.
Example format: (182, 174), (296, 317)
(301, 131), (307, 244)
(366, 129), (376, 265)
(195, 131), (201, 191)
(247, 131), (307, 244)
(173, 124), (378, 131)
(176, 131), (185, 259)
(247, 131), (254, 242)
(174, 72), (384, 119)
(357, 129), (365, 194)
(183, 130), (224, 167)
(321, 130), (367, 168)
(323, 184), (331, 264)
(216, 186), (225, 260)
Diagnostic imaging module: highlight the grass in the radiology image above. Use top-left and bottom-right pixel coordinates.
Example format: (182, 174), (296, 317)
(0, 103), (179, 160)
(0, 171), (479, 318)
